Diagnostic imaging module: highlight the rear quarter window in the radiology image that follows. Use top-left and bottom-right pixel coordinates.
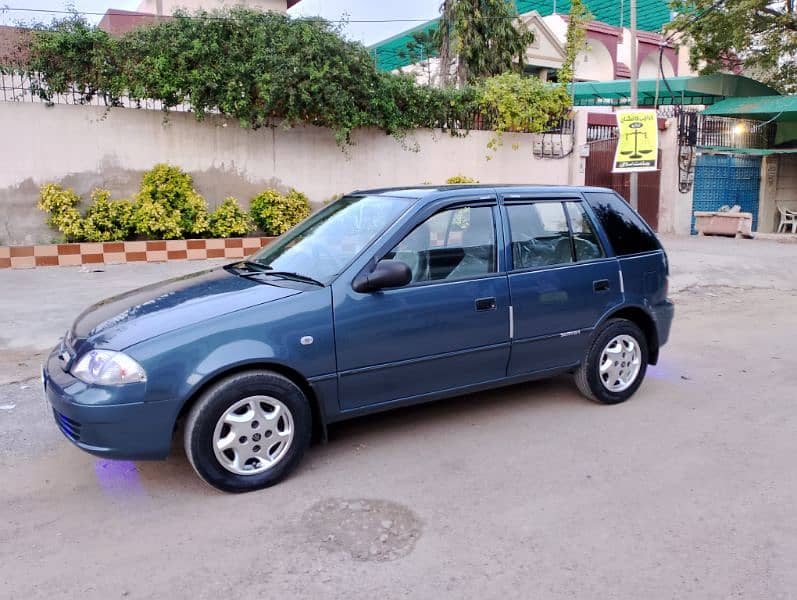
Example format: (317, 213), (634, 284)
(583, 192), (661, 256)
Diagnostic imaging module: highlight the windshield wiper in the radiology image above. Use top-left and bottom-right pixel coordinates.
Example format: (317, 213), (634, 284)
(239, 269), (324, 287)
(226, 261), (323, 286)
(261, 271), (324, 286)
(227, 260), (271, 272)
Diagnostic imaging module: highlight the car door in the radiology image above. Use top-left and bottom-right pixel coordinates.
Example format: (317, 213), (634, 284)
(333, 198), (510, 411)
(503, 194), (623, 376)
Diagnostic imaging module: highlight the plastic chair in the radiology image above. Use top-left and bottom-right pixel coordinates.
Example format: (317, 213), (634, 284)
(777, 204), (797, 234)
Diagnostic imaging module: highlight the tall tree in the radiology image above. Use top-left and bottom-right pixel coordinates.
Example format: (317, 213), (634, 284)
(438, 0), (454, 86)
(670, 0), (797, 93)
(397, 30), (438, 85)
(436, 0), (534, 86)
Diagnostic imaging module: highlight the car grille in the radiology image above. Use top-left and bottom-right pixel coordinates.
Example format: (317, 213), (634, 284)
(54, 409), (82, 442)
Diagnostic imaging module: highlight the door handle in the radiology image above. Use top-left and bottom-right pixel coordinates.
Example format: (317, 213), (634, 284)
(475, 297), (497, 311)
(593, 279), (611, 292)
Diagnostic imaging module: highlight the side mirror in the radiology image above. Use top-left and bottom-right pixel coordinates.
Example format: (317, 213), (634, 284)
(352, 259), (412, 293)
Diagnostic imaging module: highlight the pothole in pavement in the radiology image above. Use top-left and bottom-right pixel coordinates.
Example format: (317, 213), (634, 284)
(303, 498), (422, 562)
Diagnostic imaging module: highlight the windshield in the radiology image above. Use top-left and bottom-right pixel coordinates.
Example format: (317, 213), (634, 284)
(248, 195), (414, 284)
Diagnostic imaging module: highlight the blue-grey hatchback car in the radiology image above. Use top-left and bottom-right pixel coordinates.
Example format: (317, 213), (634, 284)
(43, 185), (673, 492)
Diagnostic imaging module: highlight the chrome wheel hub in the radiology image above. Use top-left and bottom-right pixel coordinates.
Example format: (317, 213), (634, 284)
(212, 396), (294, 476)
(599, 334), (641, 393)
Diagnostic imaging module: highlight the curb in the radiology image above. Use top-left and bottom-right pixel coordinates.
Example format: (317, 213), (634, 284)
(0, 237), (275, 269)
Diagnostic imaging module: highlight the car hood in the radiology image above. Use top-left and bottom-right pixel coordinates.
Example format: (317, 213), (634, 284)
(69, 267), (301, 353)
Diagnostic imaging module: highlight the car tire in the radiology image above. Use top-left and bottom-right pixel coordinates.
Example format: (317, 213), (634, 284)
(574, 318), (648, 405)
(183, 370), (312, 493)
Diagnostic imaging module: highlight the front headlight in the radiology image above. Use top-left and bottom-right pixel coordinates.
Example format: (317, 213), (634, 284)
(71, 350), (147, 385)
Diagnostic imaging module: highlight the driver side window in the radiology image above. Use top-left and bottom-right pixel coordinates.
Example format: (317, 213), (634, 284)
(385, 206), (496, 283)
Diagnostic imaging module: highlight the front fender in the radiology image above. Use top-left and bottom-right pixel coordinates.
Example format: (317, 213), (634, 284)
(125, 287), (335, 432)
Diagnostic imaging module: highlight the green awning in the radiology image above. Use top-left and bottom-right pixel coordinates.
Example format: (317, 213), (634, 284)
(568, 74), (779, 107)
(702, 95), (797, 145)
(702, 95), (797, 121)
(697, 146), (797, 156)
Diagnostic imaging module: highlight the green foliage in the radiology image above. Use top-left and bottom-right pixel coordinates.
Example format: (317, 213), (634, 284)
(250, 189), (312, 236)
(25, 16), (125, 104)
(445, 175), (480, 183)
(37, 183), (80, 225)
(439, 0), (535, 85)
(209, 197), (253, 238)
(81, 189), (135, 242)
(397, 30), (439, 85)
(476, 72), (571, 154)
(131, 197), (183, 240)
(22, 8), (571, 144)
(37, 166), (265, 242)
(133, 164), (209, 238)
(670, 0), (797, 93)
(37, 184), (84, 242)
(559, 0), (591, 87)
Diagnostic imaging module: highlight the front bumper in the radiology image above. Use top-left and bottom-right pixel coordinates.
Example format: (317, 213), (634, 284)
(43, 349), (177, 460)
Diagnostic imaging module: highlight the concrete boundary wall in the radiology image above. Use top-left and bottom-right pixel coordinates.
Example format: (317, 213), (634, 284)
(0, 103), (573, 245)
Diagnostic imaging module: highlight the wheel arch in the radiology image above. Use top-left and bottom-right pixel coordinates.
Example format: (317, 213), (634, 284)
(599, 305), (660, 365)
(175, 362), (328, 444)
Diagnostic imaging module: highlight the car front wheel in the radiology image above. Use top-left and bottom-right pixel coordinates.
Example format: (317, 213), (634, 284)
(574, 318), (648, 404)
(183, 370), (312, 493)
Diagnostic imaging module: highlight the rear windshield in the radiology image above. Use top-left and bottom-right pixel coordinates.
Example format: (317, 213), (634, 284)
(583, 192), (660, 256)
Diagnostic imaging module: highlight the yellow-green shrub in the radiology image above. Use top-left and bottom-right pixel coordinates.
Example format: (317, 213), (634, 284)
(133, 164), (210, 239)
(37, 183), (84, 241)
(130, 197), (183, 240)
(250, 188), (311, 236)
(446, 175), (480, 184)
(81, 189), (136, 242)
(209, 197), (253, 238)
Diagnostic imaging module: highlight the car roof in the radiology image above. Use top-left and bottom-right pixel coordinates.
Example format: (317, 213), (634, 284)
(351, 184), (616, 204)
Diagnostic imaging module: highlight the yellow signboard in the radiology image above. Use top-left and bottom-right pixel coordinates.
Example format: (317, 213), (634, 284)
(613, 109), (659, 173)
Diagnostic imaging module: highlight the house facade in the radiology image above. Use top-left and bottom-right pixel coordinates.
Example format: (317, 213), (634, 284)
(381, 11), (690, 87)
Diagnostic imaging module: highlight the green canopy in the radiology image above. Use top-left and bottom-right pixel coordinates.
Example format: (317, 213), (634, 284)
(702, 95), (797, 145)
(695, 146), (797, 155)
(567, 74), (779, 107)
(702, 95), (797, 121)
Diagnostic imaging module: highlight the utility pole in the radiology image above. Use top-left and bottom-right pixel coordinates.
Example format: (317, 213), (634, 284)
(629, 0), (639, 210)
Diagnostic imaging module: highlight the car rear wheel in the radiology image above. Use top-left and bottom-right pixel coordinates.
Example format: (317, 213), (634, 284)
(184, 370), (311, 493)
(574, 318), (648, 404)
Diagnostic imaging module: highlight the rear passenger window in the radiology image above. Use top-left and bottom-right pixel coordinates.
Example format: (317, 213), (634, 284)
(565, 202), (605, 262)
(583, 192), (660, 256)
(507, 202), (573, 269)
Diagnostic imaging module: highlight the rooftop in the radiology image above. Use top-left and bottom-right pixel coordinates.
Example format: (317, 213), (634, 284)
(369, 0), (672, 71)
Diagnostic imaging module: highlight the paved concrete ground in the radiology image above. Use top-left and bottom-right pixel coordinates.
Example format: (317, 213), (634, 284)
(1, 236), (796, 599)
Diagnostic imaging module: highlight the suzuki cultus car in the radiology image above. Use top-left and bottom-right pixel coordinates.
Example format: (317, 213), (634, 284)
(43, 186), (673, 492)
